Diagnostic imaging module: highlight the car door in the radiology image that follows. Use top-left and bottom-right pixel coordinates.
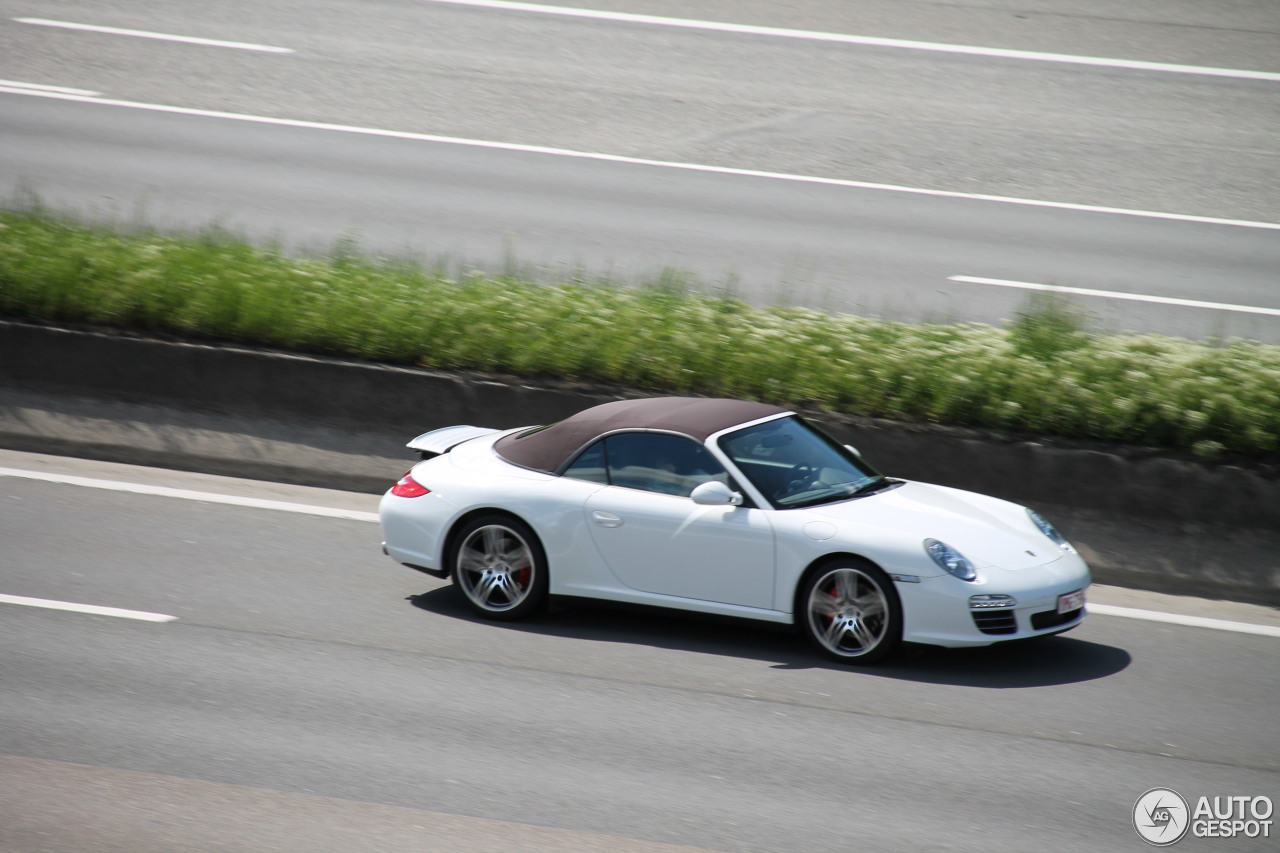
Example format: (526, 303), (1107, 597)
(569, 433), (776, 610)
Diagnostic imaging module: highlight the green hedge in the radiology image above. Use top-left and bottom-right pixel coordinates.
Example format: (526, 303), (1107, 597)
(1, 210), (1277, 458)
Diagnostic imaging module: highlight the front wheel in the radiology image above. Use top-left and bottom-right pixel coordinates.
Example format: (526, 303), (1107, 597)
(799, 559), (901, 664)
(448, 514), (548, 621)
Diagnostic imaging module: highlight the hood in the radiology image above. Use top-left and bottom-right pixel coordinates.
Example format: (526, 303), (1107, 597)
(806, 481), (1054, 570)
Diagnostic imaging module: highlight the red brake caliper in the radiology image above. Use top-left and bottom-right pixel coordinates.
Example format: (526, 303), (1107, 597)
(825, 582), (840, 626)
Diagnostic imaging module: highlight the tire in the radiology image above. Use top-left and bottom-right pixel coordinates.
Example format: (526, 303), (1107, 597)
(448, 514), (548, 621)
(798, 558), (901, 664)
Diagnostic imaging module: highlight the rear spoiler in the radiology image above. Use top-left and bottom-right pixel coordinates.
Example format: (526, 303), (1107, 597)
(406, 425), (502, 459)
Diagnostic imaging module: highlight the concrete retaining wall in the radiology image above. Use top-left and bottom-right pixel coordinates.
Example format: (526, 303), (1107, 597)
(2, 320), (1277, 606)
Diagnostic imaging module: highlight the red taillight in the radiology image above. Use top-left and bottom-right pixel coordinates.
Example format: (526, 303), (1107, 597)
(390, 471), (430, 498)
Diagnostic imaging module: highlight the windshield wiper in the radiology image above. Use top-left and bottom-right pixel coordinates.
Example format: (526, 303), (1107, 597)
(785, 477), (898, 508)
(847, 476), (892, 497)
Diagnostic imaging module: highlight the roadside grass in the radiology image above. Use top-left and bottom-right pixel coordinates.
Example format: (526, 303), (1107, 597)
(1, 209), (1277, 459)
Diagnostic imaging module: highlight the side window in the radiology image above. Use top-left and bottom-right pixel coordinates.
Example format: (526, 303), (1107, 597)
(603, 433), (727, 498)
(562, 440), (609, 484)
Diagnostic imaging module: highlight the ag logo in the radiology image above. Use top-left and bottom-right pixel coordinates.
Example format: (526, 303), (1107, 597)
(1134, 788), (1190, 845)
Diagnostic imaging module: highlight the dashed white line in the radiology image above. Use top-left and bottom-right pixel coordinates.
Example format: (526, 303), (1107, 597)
(0, 467), (380, 523)
(1089, 604), (1280, 638)
(0, 79), (100, 97)
(420, 0), (1280, 82)
(3, 86), (1279, 231)
(0, 593), (176, 622)
(15, 18), (293, 53)
(949, 276), (1280, 316)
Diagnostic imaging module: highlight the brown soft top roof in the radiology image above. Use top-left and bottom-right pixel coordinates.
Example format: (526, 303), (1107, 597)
(494, 396), (788, 474)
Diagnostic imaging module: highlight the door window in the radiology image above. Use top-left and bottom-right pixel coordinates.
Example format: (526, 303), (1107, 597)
(564, 433), (727, 497)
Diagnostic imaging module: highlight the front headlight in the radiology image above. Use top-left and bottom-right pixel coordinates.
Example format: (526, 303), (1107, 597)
(1027, 509), (1076, 554)
(924, 538), (977, 581)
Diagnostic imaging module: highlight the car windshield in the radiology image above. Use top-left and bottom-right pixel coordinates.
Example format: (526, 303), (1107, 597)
(718, 416), (884, 509)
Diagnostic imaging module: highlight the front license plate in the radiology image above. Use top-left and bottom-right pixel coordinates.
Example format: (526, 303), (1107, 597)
(1057, 589), (1086, 614)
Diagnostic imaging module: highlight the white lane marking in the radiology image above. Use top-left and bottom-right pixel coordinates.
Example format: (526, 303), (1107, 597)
(0, 468), (380, 523)
(0, 593), (177, 622)
(421, 0), (1280, 83)
(949, 276), (1280, 316)
(4, 467), (1277, 638)
(4, 87), (1278, 231)
(1090, 604), (1280, 638)
(15, 18), (293, 53)
(0, 79), (101, 97)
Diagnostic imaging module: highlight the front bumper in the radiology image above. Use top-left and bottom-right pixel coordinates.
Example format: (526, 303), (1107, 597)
(897, 552), (1091, 648)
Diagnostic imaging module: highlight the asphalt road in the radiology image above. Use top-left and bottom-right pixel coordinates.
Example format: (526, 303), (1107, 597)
(1, 449), (1277, 852)
(2, 0), (1278, 340)
(6, 91), (1279, 342)
(3, 7), (1278, 850)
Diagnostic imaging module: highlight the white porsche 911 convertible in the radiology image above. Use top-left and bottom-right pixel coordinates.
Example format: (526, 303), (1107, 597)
(379, 397), (1089, 663)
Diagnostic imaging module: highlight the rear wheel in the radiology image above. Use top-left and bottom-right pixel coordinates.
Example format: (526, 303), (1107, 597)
(449, 514), (548, 620)
(799, 559), (901, 664)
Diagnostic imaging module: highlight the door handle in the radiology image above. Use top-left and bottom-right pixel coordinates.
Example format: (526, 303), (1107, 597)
(591, 511), (623, 528)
